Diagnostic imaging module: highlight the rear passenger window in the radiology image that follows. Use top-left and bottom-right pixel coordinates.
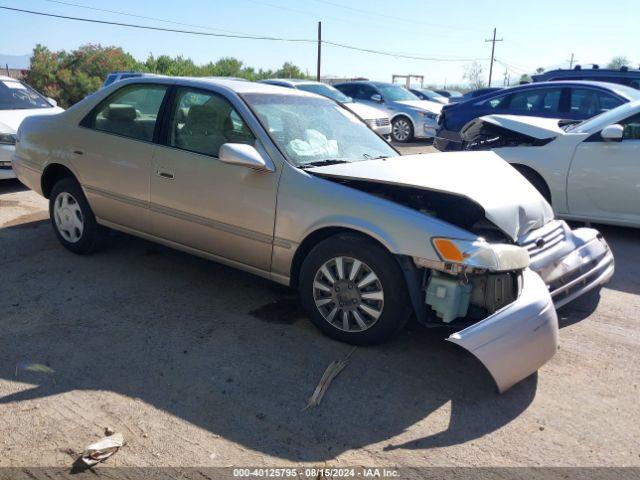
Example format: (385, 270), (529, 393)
(570, 89), (623, 116)
(86, 84), (168, 142)
(167, 87), (255, 157)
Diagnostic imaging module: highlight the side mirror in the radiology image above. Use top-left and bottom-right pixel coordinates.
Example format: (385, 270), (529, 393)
(219, 143), (275, 172)
(601, 124), (624, 142)
(47, 97), (58, 107)
(370, 94), (383, 103)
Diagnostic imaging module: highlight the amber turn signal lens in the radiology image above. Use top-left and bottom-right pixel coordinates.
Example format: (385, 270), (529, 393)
(433, 238), (466, 262)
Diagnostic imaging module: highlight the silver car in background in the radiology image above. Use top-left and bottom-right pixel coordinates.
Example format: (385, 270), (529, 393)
(334, 81), (443, 143)
(13, 78), (613, 392)
(0, 75), (63, 179)
(259, 79), (391, 138)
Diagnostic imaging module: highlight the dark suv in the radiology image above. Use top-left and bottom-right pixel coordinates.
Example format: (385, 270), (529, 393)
(532, 66), (640, 89)
(434, 81), (640, 151)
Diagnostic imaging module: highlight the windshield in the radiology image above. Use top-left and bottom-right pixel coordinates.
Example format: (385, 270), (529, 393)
(243, 93), (397, 167)
(296, 83), (352, 103)
(0, 80), (51, 110)
(377, 84), (419, 102)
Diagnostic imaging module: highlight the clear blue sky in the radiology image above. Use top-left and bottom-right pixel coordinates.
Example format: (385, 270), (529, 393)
(2, 0), (639, 87)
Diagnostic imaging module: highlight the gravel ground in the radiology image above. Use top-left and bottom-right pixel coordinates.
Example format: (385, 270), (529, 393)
(1, 142), (639, 470)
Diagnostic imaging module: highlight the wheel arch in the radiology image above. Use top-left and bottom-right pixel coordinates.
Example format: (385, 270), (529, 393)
(41, 163), (79, 199)
(288, 226), (425, 322)
(510, 163), (552, 204)
(289, 226), (392, 289)
(391, 112), (417, 130)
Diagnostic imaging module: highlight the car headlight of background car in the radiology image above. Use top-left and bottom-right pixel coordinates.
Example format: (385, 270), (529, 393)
(416, 111), (438, 121)
(0, 132), (17, 145)
(419, 237), (530, 272)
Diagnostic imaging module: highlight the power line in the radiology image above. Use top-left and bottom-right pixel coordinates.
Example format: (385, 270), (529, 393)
(38, 0), (258, 36)
(309, 0), (486, 32)
(0, 5), (315, 42)
(323, 41), (487, 62)
(0, 5), (488, 63)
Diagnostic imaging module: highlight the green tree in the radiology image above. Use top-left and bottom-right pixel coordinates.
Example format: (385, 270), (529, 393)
(519, 73), (532, 83)
(26, 44), (137, 107)
(25, 43), (309, 106)
(607, 56), (630, 69)
(274, 61), (306, 79)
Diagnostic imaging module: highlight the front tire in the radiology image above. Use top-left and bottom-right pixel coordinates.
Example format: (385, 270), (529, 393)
(49, 177), (104, 254)
(299, 234), (411, 345)
(391, 117), (414, 143)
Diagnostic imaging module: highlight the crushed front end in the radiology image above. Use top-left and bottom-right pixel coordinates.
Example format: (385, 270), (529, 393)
(517, 220), (614, 308)
(411, 239), (559, 393)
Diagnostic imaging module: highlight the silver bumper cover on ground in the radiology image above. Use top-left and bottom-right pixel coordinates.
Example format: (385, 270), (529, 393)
(519, 220), (615, 308)
(447, 269), (559, 393)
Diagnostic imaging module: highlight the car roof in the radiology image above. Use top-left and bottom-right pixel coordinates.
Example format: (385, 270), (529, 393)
(113, 76), (319, 97)
(478, 80), (640, 100)
(0, 75), (21, 82)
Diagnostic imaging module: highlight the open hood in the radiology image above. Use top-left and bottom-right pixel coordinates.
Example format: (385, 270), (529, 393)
(307, 152), (554, 241)
(471, 114), (565, 140)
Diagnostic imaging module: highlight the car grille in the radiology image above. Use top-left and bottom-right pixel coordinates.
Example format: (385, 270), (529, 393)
(365, 118), (390, 128)
(520, 223), (566, 259)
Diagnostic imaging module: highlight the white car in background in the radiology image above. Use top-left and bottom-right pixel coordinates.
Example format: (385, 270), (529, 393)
(461, 100), (640, 228)
(0, 76), (63, 179)
(259, 79), (392, 139)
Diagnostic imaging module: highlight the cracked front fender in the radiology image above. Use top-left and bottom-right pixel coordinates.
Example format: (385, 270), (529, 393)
(447, 269), (559, 393)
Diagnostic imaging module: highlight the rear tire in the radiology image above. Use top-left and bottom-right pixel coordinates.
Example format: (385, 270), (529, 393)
(299, 234), (412, 345)
(49, 177), (105, 254)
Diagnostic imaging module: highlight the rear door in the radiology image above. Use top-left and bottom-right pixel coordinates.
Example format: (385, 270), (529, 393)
(150, 86), (280, 271)
(567, 112), (640, 224)
(74, 83), (169, 233)
(567, 87), (624, 119)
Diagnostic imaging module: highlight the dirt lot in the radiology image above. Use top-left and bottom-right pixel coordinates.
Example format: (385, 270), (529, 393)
(1, 142), (639, 470)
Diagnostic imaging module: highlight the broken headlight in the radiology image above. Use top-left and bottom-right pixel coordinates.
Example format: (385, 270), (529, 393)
(430, 237), (530, 272)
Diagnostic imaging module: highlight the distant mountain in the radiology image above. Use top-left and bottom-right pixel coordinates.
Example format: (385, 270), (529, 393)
(0, 54), (31, 69)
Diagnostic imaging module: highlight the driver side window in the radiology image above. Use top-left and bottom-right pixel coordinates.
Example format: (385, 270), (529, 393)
(621, 113), (640, 140)
(167, 88), (255, 157)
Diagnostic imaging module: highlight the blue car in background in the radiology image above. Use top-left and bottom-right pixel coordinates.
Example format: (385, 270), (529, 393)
(434, 81), (640, 151)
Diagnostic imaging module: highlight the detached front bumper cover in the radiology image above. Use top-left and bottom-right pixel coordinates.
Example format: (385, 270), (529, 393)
(447, 269), (559, 393)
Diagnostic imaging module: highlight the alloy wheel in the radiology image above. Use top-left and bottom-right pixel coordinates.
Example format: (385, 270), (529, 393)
(312, 256), (384, 332)
(392, 119), (411, 142)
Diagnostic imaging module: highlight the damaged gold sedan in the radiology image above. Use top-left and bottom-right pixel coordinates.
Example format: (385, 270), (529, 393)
(12, 78), (613, 392)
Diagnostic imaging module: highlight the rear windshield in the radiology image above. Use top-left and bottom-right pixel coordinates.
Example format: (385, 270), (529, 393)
(0, 80), (51, 110)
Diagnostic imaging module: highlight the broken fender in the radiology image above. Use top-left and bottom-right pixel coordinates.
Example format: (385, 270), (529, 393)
(447, 269), (559, 393)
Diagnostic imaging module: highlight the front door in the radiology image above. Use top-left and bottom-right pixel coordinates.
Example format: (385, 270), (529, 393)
(150, 87), (280, 271)
(567, 113), (640, 224)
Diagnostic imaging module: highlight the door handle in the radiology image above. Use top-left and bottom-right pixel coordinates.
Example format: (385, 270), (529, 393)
(156, 168), (174, 180)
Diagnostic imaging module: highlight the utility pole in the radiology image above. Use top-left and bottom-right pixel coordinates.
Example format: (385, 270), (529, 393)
(567, 53), (577, 69)
(316, 21), (322, 82)
(485, 28), (503, 87)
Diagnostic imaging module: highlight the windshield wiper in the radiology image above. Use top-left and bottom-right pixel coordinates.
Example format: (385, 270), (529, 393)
(299, 159), (350, 169)
(362, 153), (388, 160)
